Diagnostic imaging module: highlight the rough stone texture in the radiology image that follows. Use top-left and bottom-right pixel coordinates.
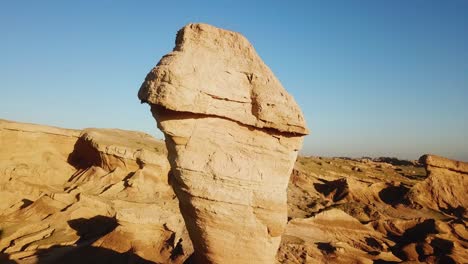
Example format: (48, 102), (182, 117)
(281, 156), (468, 264)
(0, 119), (79, 187)
(0, 119), (193, 264)
(69, 128), (169, 172)
(2, 119), (468, 264)
(419, 154), (468, 174)
(278, 209), (397, 264)
(139, 24), (308, 135)
(407, 154), (468, 218)
(139, 23), (308, 263)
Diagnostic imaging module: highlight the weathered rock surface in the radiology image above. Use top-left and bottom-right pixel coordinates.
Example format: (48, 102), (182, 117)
(278, 209), (397, 264)
(282, 155), (467, 264)
(139, 23), (308, 263)
(407, 154), (468, 218)
(69, 128), (168, 173)
(1, 119), (467, 264)
(0, 119), (192, 264)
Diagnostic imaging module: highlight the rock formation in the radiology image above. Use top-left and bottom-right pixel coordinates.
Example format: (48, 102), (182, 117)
(407, 154), (468, 218)
(283, 155), (468, 263)
(0, 119), (192, 263)
(278, 209), (398, 263)
(139, 23), (308, 263)
(2, 119), (467, 263)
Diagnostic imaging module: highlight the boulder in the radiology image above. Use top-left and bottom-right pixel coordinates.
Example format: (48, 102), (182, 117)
(139, 23), (308, 263)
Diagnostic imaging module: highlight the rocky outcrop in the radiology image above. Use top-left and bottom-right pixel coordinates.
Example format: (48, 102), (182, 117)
(0, 119), (79, 187)
(282, 156), (468, 264)
(2, 119), (468, 264)
(419, 154), (468, 173)
(139, 23), (308, 263)
(69, 128), (169, 172)
(0, 119), (192, 263)
(278, 209), (397, 264)
(407, 154), (468, 218)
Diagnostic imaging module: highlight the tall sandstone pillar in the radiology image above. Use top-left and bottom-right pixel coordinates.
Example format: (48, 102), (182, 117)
(139, 23), (308, 263)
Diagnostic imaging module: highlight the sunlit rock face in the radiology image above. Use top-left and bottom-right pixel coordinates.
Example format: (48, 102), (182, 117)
(408, 154), (468, 218)
(0, 120), (193, 264)
(139, 23), (308, 263)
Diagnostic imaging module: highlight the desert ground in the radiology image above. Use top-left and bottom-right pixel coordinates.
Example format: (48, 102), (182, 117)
(0, 119), (466, 264)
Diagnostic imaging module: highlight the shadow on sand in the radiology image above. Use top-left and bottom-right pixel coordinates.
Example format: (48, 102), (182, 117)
(373, 219), (456, 264)
(0, 216), (156, 264)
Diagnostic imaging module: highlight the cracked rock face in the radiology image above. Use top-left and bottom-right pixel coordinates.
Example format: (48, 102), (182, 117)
(139, 23), (308, 263)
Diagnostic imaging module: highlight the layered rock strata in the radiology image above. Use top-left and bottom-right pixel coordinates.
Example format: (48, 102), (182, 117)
(0, 120), (192, 263)
(139, 23), (308, 263)
(408, 154), (468, 218)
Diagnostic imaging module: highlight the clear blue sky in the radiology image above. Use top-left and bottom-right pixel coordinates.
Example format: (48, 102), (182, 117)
(1, 1), (467, 161)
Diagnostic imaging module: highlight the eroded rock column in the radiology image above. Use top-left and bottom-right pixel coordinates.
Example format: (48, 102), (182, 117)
(139, 23), (308, 263)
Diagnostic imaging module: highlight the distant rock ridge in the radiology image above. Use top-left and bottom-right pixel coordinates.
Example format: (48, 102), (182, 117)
(419, 154), (468, 174)
(408, 154), (468, 218)
(0, 118), (80, 137)
(139, 23), (308, 263)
